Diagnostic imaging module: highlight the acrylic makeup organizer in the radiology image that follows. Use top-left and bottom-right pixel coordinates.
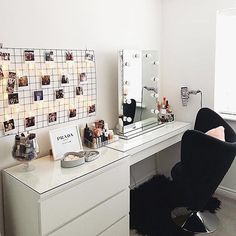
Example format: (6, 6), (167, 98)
(0, 46), (97, 137)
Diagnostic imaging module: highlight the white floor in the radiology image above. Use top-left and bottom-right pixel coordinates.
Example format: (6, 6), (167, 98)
(130, 195), (236, 236)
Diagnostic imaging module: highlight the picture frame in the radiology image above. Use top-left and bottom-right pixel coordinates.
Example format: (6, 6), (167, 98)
(49, 126), (83, 160)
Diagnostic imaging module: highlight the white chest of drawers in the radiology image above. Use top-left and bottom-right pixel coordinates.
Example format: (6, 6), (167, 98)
(3, 147), (130, 236)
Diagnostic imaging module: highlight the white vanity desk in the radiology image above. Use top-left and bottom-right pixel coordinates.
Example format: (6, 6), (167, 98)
(107, 121), (191, 166)
(3, 121), (191, 236)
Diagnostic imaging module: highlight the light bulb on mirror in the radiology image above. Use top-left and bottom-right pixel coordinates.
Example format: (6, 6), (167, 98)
(151, 109), (159, 114)
(151, 77), (159, 82)
(153, 61), (160, 66)
(123, 116), (127, 121)
(127, 117), (132, 122)
(150, 93), (159, 98)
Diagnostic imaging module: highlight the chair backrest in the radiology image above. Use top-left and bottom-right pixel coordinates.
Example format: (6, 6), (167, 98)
(181, 108), (236, 210)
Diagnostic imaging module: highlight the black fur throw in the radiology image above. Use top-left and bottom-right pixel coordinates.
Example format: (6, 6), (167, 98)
(130, 175), (221, 236)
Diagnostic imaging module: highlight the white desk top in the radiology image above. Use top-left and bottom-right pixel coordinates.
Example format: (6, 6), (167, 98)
(3, 147), (129, 195)
(107, 121), (191, 154)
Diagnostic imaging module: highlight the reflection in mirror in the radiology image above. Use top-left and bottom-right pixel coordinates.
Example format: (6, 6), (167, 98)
(117, 49), (163, 139)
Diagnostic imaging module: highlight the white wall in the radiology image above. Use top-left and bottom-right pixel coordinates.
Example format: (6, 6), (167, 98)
(160, 0), (236, 197)
(0, 0), (162, 234)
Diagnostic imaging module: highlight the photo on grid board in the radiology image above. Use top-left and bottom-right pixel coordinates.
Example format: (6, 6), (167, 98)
(8, 93), (19, 105)
(85, 52), (94, 62)
(55, 89), (64, 99)
(61, 74), (70, 86)
(79, 72), (87, 84)
(48, 112), (57, 123)
(69, 108), (76, 118)
(34, 90), (44, 101)
(76, 86), (83, 96)
(18, 76), (29, 88)
(3, 119), (15, 133)
(0, 52), (10, 61)
(24, 50), (35, 62)
(41, 75), (51, 87)
(65, 51), (73, 61)
(25, 116), (35, 128)
(6, 72), (17, 93)
(0, 66), (4, 79)
(45, 51), (54, 62)
(88, 104), (96, 115)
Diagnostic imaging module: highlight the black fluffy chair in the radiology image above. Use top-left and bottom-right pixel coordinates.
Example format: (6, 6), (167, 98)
(171, 108), (236, 233)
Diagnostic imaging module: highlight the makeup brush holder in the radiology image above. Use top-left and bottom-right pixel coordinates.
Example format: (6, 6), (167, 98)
(12, 133), (40, 171)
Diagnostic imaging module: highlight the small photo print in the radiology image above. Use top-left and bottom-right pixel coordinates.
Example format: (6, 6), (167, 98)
(65, 51), (73, 61)
(48, 112), (57, 123)
(18, 76), (28, 87)
(45, 51), (54, 61)
(85, 52), (94, 62)
(0, 52), (10, 61)
(6, 72), (17, 93)
(24, 50), (35, 61)
(76, 86), (83, 96)
(69, 108), (76, 118)
(41, 75), (51, 87)
(55, 89), (64, 99)
(61, 74), (69, 86)
(88, 104), (96, 114)
(3, 119), (15, 133)
(0, 66), (4, 79)
(8, 93), (19, 105)
(25, 116), (35, 128)
(34, 90), (44, 101)
(79, 72), (87, 84)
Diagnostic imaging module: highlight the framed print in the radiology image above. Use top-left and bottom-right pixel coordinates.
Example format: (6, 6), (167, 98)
(49, 126), (83, 160)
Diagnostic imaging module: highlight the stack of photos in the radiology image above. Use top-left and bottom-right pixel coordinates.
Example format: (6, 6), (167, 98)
(25, 116), (35, 128)
(3, 119), (15, 133)
(0, 52), (10, 61)
(76, 86), (83, 96)
(18, 76), (28, 88)
(34, 90), (43, 101)
(24, 50), (35, 62)
(79, 73), (87, 84)
(88, 104), (96, 114)
(41, 75), (51, 87)
(45, 51), (54, 61)
(6, 72), (17, 93)
(55, 89), (64, 99)
(69, 108), (76, 118)
(48, 112), (57, 123)
(8, 93), (19, 105)
(65, 51), (73, 61)
(0, 66), (4, 79)
(61, 75), (69, 86)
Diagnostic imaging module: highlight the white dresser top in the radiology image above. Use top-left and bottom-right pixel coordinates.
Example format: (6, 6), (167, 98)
(107, 121), (191, 153)
(3, 147), (129, 194)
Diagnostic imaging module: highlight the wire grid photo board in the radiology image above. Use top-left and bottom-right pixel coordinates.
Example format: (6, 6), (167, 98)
(0, 47), (97, 137)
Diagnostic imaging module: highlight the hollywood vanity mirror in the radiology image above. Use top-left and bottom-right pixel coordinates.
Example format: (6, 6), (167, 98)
(117, 49), (164, 139)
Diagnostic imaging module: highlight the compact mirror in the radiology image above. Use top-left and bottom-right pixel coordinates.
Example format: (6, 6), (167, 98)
(117, 49), (163, 139)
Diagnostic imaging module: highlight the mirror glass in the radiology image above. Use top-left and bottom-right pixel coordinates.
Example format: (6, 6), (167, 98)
(117, 49), (163, 139)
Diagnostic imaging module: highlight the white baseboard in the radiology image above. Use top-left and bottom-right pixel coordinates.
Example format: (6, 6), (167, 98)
(216, 186), (236, 200)
(130, 170), (157, 189)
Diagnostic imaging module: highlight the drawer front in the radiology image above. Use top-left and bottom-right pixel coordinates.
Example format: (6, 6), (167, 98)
(40, 161), (129, 235)
(99, 216), (129, 236)
(49, 190), (129, 236)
